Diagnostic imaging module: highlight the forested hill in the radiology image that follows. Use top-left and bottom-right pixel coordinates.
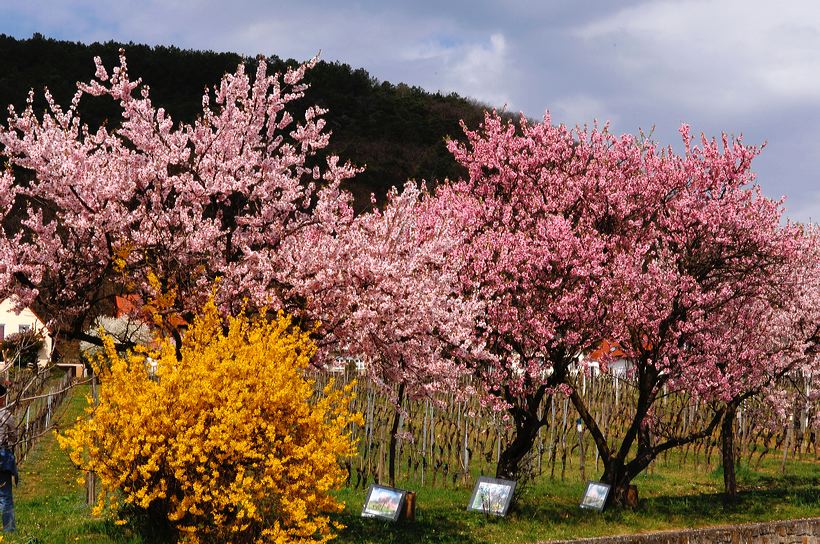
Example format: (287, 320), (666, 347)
(0, 33), (498, 208)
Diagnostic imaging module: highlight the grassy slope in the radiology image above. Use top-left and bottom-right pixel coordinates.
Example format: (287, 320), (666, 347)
(6, 385), (137, 543)
(4, 385), (818, 543)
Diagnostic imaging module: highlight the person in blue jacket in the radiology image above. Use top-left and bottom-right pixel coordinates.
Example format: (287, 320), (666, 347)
(0, 383), (17, 532)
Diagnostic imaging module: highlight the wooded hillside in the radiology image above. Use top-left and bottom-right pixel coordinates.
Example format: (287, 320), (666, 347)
(0, 32), (497, 208)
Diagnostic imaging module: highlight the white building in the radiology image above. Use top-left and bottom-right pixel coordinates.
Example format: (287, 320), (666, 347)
(0, 297), (53, 368)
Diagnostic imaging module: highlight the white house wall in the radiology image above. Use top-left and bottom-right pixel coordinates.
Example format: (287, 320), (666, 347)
(0, 298), (53, 367)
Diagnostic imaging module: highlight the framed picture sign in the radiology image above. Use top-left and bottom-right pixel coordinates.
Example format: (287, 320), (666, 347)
(467, 476), (516, 516)
(361, 484), (407, 522)
(579, 480), (611, 512)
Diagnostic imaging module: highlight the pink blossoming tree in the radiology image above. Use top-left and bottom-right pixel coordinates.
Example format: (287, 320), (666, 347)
(562, 126), (807, 506)
(431, 112), (630, 480)
(434, 112), (811, 506)
(707, 226), (819, 500)
(0, 51), (357, 349)
(285, 182), (483, 486)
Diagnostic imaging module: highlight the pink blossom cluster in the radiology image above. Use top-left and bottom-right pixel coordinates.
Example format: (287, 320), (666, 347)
(0, 52), (357, 339)
(426, 111), (818, 481)
(0, 55), (816, 439)
(283, 182), (484, 400)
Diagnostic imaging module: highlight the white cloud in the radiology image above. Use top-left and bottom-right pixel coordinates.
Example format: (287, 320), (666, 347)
(574, 0), (820, 114)
(449, 33), (512, 108)
(402, 33), (515, 110)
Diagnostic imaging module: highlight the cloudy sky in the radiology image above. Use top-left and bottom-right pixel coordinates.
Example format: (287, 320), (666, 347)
(2, 0), (819, 223)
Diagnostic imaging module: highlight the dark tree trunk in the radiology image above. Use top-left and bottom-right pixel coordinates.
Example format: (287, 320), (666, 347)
(721, 401), (739, 503)
(492, 370), (561, 481)
(496, 408), (543, 480)
(564, 347), (727, 511)
(600, 458), (636, 508)
(388, 381), (406, 488)
(568, 380), (642, 508)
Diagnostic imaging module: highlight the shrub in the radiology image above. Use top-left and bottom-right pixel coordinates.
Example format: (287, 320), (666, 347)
(0, 329), (45, 367)
(59, 299), (361, 543)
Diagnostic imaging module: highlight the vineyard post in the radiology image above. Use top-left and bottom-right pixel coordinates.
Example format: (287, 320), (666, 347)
(739, 404), (747, 468)
(365, 384), (375, 484)
(421, 399), (428, 486)
(577, 418), (585, 481)
(463, 405), (470, 482)
(537, 402), (544, 475)
(560, 397), (569, 481)
(495, 415), (501, 464)
(781, 415), (792, 474)
(429, 403), (435, 472)
(86, 373), (98, 506)
(45, 392), (52, 430)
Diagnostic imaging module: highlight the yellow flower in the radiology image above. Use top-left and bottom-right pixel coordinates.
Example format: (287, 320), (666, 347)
(58, 295), (361, 544)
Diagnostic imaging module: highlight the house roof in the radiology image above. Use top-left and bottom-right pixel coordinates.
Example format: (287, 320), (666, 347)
(586, 339), (627, 361)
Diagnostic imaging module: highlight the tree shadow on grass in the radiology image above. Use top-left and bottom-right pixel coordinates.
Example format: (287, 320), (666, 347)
(487, 474), (820, 541)
(334, 510), (491, 544)
(641, 473), (820, 522)
(508, 494), (636, 540)
(10, 518), (142, 544)
(333, 484), (499, 543)
(332, 474), (820, 543)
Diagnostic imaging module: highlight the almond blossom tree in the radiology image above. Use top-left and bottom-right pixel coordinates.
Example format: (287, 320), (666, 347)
(706, 226), (819, 501)
(431, 112), (635, 480)
(566, 126), (807, 506)
(434, 112), (809, 505)
(0, 51), (357, 349)
(285, 182), (483, 487)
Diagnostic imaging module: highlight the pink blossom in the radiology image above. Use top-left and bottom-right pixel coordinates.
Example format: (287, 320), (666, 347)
(0, 52), (358, 341)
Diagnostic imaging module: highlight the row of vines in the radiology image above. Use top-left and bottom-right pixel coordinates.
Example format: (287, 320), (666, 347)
(7, 367), (75, 464)
(313, 367), (818, 489)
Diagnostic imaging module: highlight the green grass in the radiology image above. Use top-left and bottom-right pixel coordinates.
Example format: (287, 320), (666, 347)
(331, 455), (820, 543)
(6, 385), (138, 544)
(5, 385), (819, 543)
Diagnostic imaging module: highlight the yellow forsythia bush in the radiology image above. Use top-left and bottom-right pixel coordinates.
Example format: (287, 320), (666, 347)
(59, 299), (362, 543)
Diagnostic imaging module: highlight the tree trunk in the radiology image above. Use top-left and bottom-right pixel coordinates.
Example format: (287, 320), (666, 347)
(600, 458), (633, 508)
(721, 401), (739, 503)
(496, 408), (543, 480)
(387, 381), (406, 488)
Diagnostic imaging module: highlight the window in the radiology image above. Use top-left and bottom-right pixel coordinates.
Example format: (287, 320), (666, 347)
(18, 324), (30, 333)
(0, 324), (4, 340)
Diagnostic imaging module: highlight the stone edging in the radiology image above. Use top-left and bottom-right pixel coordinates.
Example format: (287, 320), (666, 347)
(538, 517), (820, 544)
